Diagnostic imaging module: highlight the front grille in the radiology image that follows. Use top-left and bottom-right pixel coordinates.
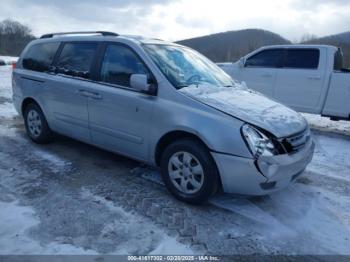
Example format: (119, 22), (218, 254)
(281, 128), (311, 154)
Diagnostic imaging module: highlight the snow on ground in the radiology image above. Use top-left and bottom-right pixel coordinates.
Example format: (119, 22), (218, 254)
(0, 180), (192, 255)
(0, 62), (350, 255)
(219, 182), (350, 254)
(0, 102), (17, 119)
(303, 113), (350, 136)
(0, 65), (13, 100)
(309, 132), (350, 182)
(0, 134), (193, 255)
(0, 62), (194, 255)
(81, 189), (193, 255)
(33, 147), (73, 173)
(0, 200), (97, 255)
(1, 191), (190, 255)
(0, 55), (18, 64)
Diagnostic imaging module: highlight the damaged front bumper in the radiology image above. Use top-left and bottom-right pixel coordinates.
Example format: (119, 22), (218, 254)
(211, 137), (315, 195)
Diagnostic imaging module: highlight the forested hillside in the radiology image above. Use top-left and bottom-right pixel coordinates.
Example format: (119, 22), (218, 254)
(176, 29), (291, 62)
(303, 31), (350, 67)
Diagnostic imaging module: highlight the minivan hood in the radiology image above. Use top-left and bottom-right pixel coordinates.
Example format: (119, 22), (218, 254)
(179, 84), (307, 138)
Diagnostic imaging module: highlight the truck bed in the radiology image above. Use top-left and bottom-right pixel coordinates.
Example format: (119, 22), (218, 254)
(322, 71), (350, 119)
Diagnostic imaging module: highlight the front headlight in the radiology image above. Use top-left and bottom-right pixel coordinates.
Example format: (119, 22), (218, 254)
(241, 124), (277, 158)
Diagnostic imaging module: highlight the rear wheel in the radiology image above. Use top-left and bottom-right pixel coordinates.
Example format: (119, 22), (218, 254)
(160, 139), (219, 204)
(24, 103), (53, 144)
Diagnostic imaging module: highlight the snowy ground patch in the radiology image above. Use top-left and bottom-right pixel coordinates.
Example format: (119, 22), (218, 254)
(309, 132), (350, 182)
(0, 65), (13, 100)
(32, 147), (72, 173)
(0, 200), (97, 255)
(0, 102), (17, 119)
(0, 148), (193, 255)
(81, 189), (194, 255)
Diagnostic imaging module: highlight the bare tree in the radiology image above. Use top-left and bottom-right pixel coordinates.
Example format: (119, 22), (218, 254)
(300, 33), (318, 43)
(0, 19), (35, 56)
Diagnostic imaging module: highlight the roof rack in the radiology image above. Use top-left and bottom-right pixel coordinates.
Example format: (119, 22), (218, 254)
(40, 31), (119, 39)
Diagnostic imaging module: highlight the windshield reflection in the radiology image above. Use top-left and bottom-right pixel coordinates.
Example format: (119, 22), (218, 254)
(143, 44), (234, 89)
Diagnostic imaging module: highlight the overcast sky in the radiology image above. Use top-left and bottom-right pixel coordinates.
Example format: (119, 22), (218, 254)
(1, 0), (349, 41)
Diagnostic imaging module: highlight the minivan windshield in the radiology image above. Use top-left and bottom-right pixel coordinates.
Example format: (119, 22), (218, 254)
(143, 44), (234, 89)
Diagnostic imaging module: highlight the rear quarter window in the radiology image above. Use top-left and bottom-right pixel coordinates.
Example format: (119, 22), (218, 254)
(22, 42), (60, 72)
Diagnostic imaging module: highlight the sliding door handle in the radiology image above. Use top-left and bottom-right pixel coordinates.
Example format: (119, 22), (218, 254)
(307, 76), (321, 80)
(89, 92), (102, 100)
(77, 90), (102, 99)
(77, 89), (90, 97)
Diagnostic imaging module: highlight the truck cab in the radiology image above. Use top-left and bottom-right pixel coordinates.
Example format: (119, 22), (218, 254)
(218, 45), (350, 120)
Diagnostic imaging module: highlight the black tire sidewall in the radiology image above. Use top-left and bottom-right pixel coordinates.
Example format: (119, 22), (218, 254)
(24, 103), (53, 144)
(160, 139), (219, 204)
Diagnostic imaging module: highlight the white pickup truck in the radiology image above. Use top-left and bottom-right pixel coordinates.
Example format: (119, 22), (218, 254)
(218, 45), (350, 120)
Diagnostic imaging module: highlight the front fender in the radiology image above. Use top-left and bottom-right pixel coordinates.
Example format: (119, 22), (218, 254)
(149, 97), (252, 163)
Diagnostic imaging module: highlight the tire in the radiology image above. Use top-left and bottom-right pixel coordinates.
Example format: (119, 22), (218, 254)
(160, 138), (220, 204)
(24, 102), (53, 144)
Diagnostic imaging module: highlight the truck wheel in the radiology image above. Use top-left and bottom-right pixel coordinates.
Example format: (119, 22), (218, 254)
(160, 138), (219, 204)
(24, 103), (53, 144)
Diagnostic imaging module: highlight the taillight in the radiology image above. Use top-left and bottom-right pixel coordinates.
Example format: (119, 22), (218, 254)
(12, 62), (16, 70)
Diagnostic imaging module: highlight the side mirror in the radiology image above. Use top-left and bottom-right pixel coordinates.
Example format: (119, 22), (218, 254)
(238, 57), (245, 68)
(130, 74), (157, 95)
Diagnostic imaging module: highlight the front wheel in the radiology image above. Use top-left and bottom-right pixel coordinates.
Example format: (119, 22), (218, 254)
(160, 139), (219, 204)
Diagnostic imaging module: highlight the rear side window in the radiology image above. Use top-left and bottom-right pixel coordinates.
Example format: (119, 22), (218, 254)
(56, 42), (98, 76)
(284, 49), (320, 69)
(245, 49), (283, 68)
(22, 42), (59, 72)
(100, 44), (149, 88)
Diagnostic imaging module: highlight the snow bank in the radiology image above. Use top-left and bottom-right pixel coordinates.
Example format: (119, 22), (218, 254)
(303, 113), (350, 136)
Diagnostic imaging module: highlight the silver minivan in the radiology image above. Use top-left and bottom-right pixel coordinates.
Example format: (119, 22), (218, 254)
(12, 31), (315, 204)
